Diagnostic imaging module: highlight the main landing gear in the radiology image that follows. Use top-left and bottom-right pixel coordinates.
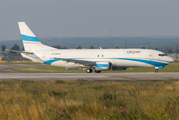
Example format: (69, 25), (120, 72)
(95, 70), (101, 73)
(86, 68), (101, 73)
(86, 68), (93, 73)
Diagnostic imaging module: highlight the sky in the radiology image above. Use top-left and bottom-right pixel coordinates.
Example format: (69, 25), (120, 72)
(0, 0), (179, 41)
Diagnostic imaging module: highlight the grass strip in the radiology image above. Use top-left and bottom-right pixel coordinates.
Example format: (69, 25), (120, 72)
(10, 64), (179, 73)
(0, 80), (179, 119)
(0, 61), (37, 64)
(174, 59), (179, 63)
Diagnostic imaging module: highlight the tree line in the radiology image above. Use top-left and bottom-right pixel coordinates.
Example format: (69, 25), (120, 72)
(1, 44), (179, 54)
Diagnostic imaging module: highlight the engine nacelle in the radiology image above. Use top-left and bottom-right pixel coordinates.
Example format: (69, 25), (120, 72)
(95, 62), (112, 71)
(112, 67), (127, 70)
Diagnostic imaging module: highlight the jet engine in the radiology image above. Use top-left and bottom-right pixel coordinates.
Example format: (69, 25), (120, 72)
(95, 62), (112, 71)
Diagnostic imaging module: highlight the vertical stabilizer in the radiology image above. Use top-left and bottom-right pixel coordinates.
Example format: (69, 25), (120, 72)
(18, 22), (56, 52)
(18, 22), (40, 43)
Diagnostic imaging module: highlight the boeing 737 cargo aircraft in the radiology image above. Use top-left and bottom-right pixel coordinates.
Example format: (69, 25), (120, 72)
(7, 22), (174, 73)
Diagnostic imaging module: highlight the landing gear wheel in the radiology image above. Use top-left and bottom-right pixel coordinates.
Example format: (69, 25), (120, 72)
(86, 69), (93, 73)
(95, 70), (101, 73)
(155, 69), (159, 73)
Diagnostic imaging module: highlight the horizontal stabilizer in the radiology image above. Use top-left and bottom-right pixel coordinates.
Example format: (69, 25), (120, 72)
(5, 49), (34, 54)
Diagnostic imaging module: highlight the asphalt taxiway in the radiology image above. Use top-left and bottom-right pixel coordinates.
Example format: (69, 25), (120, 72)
(0, 64), (178, 81)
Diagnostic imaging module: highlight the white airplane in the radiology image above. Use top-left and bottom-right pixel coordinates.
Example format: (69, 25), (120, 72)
(8, 22), (174, 73)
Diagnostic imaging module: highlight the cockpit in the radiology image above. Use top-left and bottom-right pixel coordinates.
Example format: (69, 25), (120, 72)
(158, 54), (167, 57)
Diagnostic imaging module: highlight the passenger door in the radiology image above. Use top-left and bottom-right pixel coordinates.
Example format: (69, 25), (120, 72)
(42, 53), (47, 60)
(149, 52), (154, 60)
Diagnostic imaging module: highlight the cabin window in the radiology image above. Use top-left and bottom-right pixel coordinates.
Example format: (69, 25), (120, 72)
(97, 55), (99, 57)
(102, 55), (104, 57)
(159, 54), (167, 57)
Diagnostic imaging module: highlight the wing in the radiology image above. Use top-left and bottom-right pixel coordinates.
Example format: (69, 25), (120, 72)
(55, 58), (95, 66)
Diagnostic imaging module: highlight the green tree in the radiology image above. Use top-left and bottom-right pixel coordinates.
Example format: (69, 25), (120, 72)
(174, 45), (179, 53)
(1, 45), (6, 52)
(76, 46), (82, 49)
(155, 48), (159, 50)
(174, 49), (179, 53)
(89, 46), (95, 49)
(52, 45), (68, 49)
(10, 44), (20, 54)
(115, 46), (119, 49)
(164, 46), (173, 53)
(61, 46), (68, 49)
(53, 45), (61, 49)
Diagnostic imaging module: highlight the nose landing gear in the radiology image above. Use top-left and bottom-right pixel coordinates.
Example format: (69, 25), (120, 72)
(155, 69), (159, 73)
(155, 66), (164, 73)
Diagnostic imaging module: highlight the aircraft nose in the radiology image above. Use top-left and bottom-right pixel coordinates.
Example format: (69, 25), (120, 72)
(168, 57), (174, 63)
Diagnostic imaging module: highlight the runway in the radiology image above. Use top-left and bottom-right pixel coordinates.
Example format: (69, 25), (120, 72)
(0, 64), (179, 81)
(0, 72), (178, 81)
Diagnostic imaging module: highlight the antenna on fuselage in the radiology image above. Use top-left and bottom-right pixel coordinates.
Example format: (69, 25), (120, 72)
(125, 37), (127, 48)
(145, 43), (148, 49)
(110, 29), (111, 48)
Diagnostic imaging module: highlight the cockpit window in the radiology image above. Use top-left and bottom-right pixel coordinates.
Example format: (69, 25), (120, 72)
(159, 54), (167, 56)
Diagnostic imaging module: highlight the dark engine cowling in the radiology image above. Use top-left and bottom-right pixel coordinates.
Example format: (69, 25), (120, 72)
(95, 62), (112, 71)
(112, 67), (127, 70)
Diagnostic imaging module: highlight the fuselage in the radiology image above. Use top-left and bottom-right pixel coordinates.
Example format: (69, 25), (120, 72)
(22, 48), (174, 69)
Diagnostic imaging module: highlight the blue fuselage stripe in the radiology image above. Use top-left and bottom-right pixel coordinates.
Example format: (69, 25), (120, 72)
(21, 34), (40, 42)
(43, 59), (61, 65)
(114, 58), (168, 66)
(43, 58), (168, 67)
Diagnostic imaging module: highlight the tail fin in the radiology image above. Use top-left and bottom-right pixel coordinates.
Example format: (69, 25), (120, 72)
(18, 22), (56, 52)
(18, 22), (40, 43)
